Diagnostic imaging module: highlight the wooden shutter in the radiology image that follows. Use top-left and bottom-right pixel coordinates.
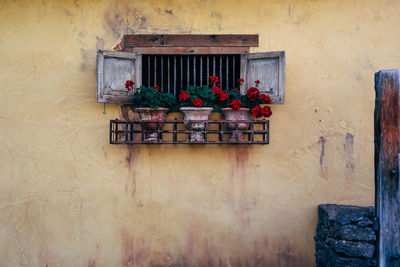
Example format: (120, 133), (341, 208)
(96, 50), (142, 104)
(240, 51), (285, 104)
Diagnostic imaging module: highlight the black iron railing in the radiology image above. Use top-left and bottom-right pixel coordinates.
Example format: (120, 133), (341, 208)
(110, 119), (269, 145)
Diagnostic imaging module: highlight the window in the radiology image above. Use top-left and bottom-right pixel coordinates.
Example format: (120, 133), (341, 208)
(96, 34), (285, 104)
(141, 54), (241, 94)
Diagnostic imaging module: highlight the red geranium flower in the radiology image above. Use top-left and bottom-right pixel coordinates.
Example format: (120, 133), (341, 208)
(259, 94), (271, 104)
(125, 80), (135, 91)
(237, 78), (244, 83)
(219, 91), (229, 101)
(262, 106), (272, 117)
(193, 98), (203, 107)
(255, 80), (260, 85)
(178, 92), (190, 102)
(247, 87), (259, 101)
(211, 86), (221, 94)
(230, 99), (242, 110)
(154, 85), (160, 91)
(209, 76), (219, 83)
(251, 106), (263, 118)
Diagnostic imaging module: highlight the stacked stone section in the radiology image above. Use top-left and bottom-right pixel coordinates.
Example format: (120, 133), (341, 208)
(315, 204), (378, 267)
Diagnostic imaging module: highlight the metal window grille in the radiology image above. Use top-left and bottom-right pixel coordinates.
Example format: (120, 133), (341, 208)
(142, 54), (241, 95)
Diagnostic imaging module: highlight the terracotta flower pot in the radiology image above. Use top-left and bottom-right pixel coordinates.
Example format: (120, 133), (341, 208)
(135, 107), (169, 141)
(222, 108), (250, 142)
(180, 107), (213, 142)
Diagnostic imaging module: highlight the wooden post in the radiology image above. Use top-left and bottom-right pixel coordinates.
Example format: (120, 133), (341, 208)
(375, 69), (400, 267)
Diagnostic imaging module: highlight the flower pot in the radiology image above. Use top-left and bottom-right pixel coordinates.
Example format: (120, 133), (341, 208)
(180, 107), (213, 142)
(135, 107), (169, 141)
(222, 108), (250, 142)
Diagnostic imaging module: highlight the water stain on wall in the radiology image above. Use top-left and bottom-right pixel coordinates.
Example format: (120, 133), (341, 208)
(120, 224), (312, 266)
(288, 4), (306, 25)
(125, 147), (140, 199)
(235, 146), (249, 170)
(64, 9), (72, 17)
(122, 102), (141, 199)
(80, 48), (90, 71)
(121, 227), (134, 266)
(96, 36), (105, 50)
(318, 136), (327, 177)
(87, 259), (96, 267)
(104, 4), (147, 38)
(209, 11), (222, 31)
(154, 7), (173, 15)
(344, 133), (355, 173)
(121, 228), (152, 267)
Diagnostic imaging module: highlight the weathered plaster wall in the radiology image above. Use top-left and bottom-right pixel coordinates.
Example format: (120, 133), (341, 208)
(0, 0), (399, 266)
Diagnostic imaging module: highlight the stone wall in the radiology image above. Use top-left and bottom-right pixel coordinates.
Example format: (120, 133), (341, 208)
(315, 204), (378, 267)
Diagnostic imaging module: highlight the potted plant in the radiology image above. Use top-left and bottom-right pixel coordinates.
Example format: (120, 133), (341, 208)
(216, 78), (272, 141)
(126, 81), (176, 141)
(177, 79), (217, 142)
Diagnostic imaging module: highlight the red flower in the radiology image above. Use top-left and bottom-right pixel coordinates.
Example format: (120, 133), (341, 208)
(262, 106), (272, 117)
(219, 91), (229, 101)
(230, 99), (242, 110)
(259, 94), (271, 104)
(209, 76), (219, 83)
(193, 98), (203, 107)
(255, 80), (261, 85)
(211, 86), (221, 94)
(125, 80), (135, 91)
(178, 92), (190, 102)
(154, 85), (160, 91)
(251, 106), (263, 118)
(237, 78), (244, 83)
(247, 87), (259, 101)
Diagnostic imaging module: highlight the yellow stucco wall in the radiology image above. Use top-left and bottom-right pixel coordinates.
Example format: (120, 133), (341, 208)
(1, 0), (399, 266)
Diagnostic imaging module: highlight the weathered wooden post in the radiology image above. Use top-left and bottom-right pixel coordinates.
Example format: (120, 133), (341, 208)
(374, 69), (400, 266)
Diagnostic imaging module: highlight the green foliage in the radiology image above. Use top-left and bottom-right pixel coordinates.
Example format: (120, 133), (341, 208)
(132, 86), (176, 109)
(178, 85), (216, 108)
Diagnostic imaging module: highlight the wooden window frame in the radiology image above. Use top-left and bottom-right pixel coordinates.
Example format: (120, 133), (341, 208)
(98, 34), (285, 104)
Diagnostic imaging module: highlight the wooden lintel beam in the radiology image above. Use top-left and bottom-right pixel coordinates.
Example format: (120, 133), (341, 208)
(132, 46), (250, 55)
(123, 34), (259, 47)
